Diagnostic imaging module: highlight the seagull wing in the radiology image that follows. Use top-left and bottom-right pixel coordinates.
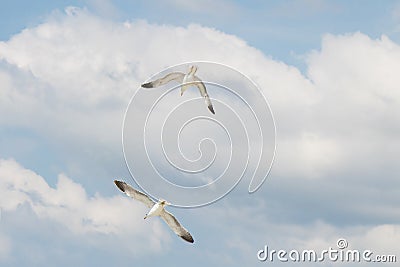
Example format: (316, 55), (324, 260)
(193, 76), (215, 114)
(160, 209), (194, 243)
(141, 72), (185, 88)
(114, 180), (155, 208)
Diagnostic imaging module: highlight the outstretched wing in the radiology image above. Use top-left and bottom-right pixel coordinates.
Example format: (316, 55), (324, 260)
(141, 72), (185, 88)
(193, 76), (215, 114)
(160, 210), (194, 243)
(114, 180), (155, 208)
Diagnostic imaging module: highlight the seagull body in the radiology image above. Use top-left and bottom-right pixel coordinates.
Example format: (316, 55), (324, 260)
(144, 200), (165, 219)
(114, 180), (194, 243)
(141, 65), (215, 114)
(181, 65), (196, 96)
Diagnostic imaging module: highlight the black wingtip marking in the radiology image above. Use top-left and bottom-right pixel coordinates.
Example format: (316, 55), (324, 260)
(181, 234), (194, 243)
(141, 82), (154, 88)
(208, 105), (215, 114)
(114, 180), (126, 193)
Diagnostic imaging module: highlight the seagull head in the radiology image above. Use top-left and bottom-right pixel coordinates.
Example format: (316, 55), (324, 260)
(181, 65), (198, 96)
(159, 199), (171, 206)
(188, 65), (198, 75)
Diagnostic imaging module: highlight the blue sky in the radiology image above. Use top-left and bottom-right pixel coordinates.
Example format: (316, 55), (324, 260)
(1, 1), (400, 266)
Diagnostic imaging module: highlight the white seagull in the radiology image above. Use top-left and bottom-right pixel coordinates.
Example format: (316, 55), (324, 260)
(114, 180), (194, 243)
(141, 65), (215, 114)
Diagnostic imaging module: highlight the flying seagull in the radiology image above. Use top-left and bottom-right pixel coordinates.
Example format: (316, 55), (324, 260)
(141, 65), (215, 114)
(114, 180), (194, 243)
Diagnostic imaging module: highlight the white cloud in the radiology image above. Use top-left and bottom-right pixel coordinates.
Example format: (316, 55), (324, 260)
(0, 6), (399, 266)
(269, 32), (400, 180)
(0, 7), (304, 198)
(0, 5), (398, 210)
(0, 158), (170, 256)
(303, 32), (400, 174)
(0, 8), (397, 183)
(199, 203), (400, 266)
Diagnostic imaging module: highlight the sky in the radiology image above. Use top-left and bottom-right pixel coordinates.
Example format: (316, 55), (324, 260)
(0, 0), (400, 266)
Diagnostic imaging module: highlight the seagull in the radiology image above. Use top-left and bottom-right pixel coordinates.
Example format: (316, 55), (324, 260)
(114, 180), (194, 243)
(141, 65), (215, 114)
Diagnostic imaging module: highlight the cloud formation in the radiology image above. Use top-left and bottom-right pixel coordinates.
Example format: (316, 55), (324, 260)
(0, 158), (170, 260)
(0, 6), (399, 266)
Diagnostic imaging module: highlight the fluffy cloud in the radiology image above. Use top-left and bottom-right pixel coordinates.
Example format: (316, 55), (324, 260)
(195, 203), (400, 266)
(0, 7), (304, 198)
(0, 7), (310, 193)
(1, 9), (398, 179)
(275, 32), (400, 180)
(0, 158), (170, 260)
(0, 6), (399, 266)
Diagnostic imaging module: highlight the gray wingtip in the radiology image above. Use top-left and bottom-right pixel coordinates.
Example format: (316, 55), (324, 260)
(141, 82), (154, 88)
(114, 180), (126, 193)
